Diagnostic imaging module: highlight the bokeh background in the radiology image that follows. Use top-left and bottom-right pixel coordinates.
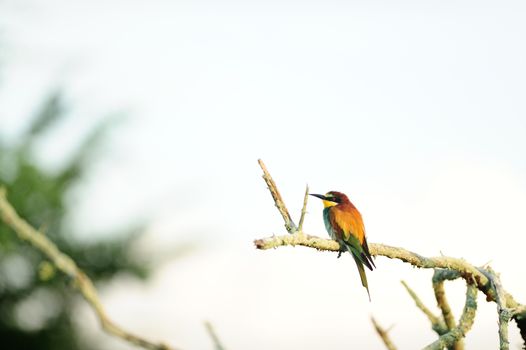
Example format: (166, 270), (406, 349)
(1, 0), (526, 349)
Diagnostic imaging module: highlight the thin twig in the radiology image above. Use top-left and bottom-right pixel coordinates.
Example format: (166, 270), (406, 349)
(401, 280), (447, 335)
(423, 284), (478, 350)
(0, 187), (176, 350)
(371, 317), (397, 350)
(204, 321), (226, 350)
(297, 184), (309, 233)
(258, 159), (297, 233)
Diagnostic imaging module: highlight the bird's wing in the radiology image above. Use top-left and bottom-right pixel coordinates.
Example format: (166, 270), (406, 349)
(330, 206), (375, 270)
(331, 205), (365, 244)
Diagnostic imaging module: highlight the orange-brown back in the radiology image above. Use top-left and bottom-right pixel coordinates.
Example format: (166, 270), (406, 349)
(329, 203), (365, 244)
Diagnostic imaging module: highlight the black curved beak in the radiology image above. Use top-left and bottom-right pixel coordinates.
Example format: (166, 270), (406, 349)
(309, 193), (326, 200)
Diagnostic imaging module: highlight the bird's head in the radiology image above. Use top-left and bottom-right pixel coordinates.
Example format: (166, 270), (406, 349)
(310, 191), (349, 208)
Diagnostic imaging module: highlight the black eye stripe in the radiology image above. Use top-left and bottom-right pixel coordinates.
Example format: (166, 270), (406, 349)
(326, 193), (339, 203)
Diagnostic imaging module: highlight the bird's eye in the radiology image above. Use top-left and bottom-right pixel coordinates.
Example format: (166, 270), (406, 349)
(325, 193), (339, 203)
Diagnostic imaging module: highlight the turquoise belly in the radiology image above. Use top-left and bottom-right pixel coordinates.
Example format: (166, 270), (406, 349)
(323, 208), (337, 241)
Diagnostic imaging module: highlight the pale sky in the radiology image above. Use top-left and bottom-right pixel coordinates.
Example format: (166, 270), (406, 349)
(1, 0), (526, 349)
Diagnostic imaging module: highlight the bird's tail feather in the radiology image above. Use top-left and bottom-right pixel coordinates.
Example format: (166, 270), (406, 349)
(351, 253), (371, 302)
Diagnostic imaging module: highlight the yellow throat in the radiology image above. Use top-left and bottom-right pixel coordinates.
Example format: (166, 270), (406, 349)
(322, 200), (337, 208)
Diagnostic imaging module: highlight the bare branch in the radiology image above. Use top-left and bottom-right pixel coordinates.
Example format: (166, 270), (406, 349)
(297, 184), (309, 233)
(0, 187), (176, 350)
(401, 281), (447, 335)
(423, 284), (478, 350)
(258, 159), (297, 233)
(371, 317), (397, 350)
(204, 321), (226, 350)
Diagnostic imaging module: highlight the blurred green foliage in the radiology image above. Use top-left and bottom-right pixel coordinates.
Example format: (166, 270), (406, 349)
(0, 92), (149, 350)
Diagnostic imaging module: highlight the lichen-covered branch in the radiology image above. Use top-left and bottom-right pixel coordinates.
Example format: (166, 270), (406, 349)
(401, 281), (447, 335)
(433, 280), (456, 330)
(486, 267), (511, 350)
(432, 270), (461, 350)
(0, 188), (176, 350)
(423, 284), (477, 350)
(254, 232), (340, 251)
(255, 232), (525, 348)
(254, 233), (522, 312)
(371, 317), (397, 350)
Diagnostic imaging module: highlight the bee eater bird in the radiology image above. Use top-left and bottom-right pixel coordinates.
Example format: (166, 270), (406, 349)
(310, 191), (376, 301)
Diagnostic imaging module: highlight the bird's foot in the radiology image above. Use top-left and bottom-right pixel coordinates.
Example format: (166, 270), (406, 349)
(337, 251), (342, 259)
